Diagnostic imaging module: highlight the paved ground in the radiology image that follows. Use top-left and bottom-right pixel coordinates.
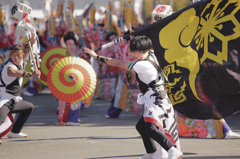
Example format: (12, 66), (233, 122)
(1, 88), (240, 159)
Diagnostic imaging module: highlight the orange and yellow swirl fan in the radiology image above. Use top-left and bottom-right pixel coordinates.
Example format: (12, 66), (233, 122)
(47, 57), (96, 103)
(39, 46), (66, 86)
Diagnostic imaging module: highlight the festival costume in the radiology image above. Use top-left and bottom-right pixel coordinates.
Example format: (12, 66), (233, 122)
(0, 59), (33, 137)
(39, 30), (60, 52)
(57, 100), (83, 126)
(0, 59), (23, 109)
(128, 52), (181, 158)
(106, 67), (141, 118)
(112, 67), (141, 115)
(112, 39), (141, 116)
(85, 27), (102, 50)
(107, 43), (141, 117)
(177, 113), (238, 139)
(56, 53), (83, 125)
(105, 32), (126, 118)
(65, 17), (94, 106)
(0, 25), (10, 62)
(95, 42), (122, 100)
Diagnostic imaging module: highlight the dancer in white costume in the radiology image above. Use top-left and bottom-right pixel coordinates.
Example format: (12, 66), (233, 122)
(0, 43), (40, 145)
(84, 35), (183, 159)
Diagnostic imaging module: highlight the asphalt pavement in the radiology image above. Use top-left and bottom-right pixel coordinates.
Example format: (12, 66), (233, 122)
(1, 88), (240, 159)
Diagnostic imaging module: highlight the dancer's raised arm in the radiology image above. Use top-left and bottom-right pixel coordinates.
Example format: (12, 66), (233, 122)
(83, 47), (132, 71)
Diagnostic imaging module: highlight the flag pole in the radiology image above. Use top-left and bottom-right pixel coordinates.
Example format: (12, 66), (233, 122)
(93, 21), (156, 52)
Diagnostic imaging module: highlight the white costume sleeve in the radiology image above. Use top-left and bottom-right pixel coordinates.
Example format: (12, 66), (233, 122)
(1, 63), (18, 86)
(132, 61), (159, 84)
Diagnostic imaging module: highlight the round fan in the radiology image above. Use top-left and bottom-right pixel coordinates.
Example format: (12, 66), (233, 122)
(47, 56), (96, 103)
(39, 46), (66, 85)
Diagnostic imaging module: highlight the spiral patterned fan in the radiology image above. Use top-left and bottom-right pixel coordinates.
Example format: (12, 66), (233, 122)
(47, 56), (96, 103)
(39, 46), (66, 85)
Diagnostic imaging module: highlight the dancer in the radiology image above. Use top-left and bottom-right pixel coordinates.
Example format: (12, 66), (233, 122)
(56, 31), (84, 126)
(84, 35), (183, 159)
(0, 41), (41, 144)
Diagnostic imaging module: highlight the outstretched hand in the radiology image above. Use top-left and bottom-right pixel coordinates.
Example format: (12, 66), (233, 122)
(32, 69), (41, 78)
(83, 47), (98, 59)
(128, 23), (134, 39)
(129, 23), (133, 33)
(24, 33), (37, 55)
(27, 33), (37, 45)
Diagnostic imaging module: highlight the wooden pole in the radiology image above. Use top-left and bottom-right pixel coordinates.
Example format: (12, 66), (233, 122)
(26, 35), (40, 78)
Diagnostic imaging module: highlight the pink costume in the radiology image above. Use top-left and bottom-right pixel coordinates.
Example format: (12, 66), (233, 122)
(96, 42), (122, 100)
(0, 26), (10, 62)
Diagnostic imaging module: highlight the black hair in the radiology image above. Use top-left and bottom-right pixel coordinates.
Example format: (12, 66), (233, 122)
(10, 44), (23, 52)
(106, 32), (118, 42)
(130, 35), (153, 53)
(63, 31), (77, 45)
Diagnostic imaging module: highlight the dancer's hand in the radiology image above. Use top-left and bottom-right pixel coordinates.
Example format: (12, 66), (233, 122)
(129, 23), (133, 33)
(27, 33), (37, 45)
(128, 23), (134, 39)
(83, 47), (98, 59)
(32, 69), (41, 78)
